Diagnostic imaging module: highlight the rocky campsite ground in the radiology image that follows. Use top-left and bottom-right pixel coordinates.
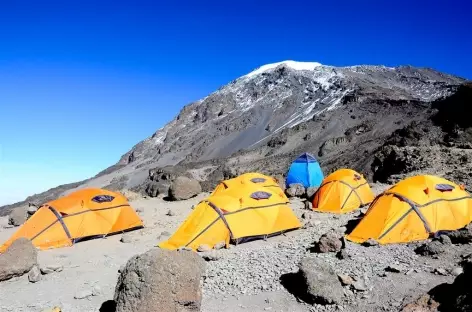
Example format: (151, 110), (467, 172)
(1, 183), (471, 312)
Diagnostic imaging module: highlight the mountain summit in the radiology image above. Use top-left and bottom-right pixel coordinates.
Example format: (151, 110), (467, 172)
(0, 61), (467, 212)
(118, 61), (463, 167)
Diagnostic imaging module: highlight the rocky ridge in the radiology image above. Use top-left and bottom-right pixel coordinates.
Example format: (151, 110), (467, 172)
(0, 61), (467, 215)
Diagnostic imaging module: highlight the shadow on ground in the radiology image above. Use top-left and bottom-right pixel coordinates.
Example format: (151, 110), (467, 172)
(99, 300), (116, 312)
(279, 271), (313, 304)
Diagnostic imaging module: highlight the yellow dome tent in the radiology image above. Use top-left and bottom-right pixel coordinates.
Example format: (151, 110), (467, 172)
(312, 168), (375, 214)
(159, 173), (301, 250)
(346, 175), (472, 244)
(0, 188), (143, 252)
(211, 172), (283, 196)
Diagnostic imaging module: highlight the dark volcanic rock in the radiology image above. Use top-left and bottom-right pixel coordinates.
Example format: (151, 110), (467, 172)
(443, 224), (472, 244)
(415, 240), (446, 256)
(114, 248), (206, 312)
(145, 181), (160, 197)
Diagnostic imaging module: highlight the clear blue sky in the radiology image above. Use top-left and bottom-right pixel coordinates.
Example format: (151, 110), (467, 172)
(0, 0), (471, 205)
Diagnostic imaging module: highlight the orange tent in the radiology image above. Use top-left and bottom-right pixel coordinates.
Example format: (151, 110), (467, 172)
(0, 188), (143, 252)
(312, 169), (375, 214)
(346, 175), (472, 244)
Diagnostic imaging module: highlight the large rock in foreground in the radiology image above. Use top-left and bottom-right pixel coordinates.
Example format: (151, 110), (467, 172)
(169, 177), (202, 201)
(298, 256), (344, 305)
(0, 238), (38, 282)
(114, 248), (206, 312)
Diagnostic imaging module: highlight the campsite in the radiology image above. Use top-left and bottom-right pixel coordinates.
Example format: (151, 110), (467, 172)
(1, 151), (472, 312)
(1, 3), (471, 310)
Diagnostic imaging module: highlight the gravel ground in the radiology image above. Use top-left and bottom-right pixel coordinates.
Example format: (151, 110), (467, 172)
(0, 183), (471, 312)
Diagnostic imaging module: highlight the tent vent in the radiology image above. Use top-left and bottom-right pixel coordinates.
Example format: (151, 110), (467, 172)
(92, 195), (115, 203)
(251, 178), (266, 183)
(435, 184), (455, 192)
(250, 191), (272, 200)
(354, 174), (362, 180)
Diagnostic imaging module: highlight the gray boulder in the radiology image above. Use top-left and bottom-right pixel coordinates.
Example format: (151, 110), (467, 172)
(306, 187), (319, 201)
(298, 256), (344, 305)
(114, 248), (206, 312)
(415, 240), (446, 256)
(8, 206), (27, 226)
(0, 238), (38, 282)
(315, 230), (344, 253)
(26, 205), (38, 218)
(286, 183), (306, 197)
(443, 224), (472, 244)
(145, 181), (160, 197)
(169, 176), (202, 201)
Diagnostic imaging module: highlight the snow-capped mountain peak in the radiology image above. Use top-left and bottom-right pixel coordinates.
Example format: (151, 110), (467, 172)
(243, 60), (324, 78)
(118, 62), (465, 173)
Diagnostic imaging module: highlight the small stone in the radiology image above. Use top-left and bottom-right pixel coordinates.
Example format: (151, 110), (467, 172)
(352, 279), (368, 291)
(214, 241), (226, 250)
(451, 267), (463, 276)
(166, 210), (175, 216)
(27, 206), (38, 216)
(200, 251), (221, 262)
(41, 267), (55, 275)
(177, 246), (192, 252)
(197, 244), (212, 252)
(415, 241), (446, 256)
(433, 268), (447, 275)
(74, 290), (93, 299)
(362, 239), (379, 247)
(120, 234), (135, 243)
(302, 220), (318, 229)
(338, 274), (354, 286)
(41, 264), (63, 274)
(438, 234), (452, 245)
(405, 269), (415, 275)
(28, 265), (41, 283)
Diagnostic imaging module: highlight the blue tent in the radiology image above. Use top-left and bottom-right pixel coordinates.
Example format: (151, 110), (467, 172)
(286, 152), (324, 188)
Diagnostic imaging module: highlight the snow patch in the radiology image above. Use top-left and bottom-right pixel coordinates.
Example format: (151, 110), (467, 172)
(244, 60), (323, 79)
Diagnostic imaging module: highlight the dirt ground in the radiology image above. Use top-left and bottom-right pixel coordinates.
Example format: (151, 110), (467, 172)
(0, 185), (468, 312)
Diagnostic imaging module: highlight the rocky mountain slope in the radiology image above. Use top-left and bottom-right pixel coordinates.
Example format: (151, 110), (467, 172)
(0, 61), (467, 214)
